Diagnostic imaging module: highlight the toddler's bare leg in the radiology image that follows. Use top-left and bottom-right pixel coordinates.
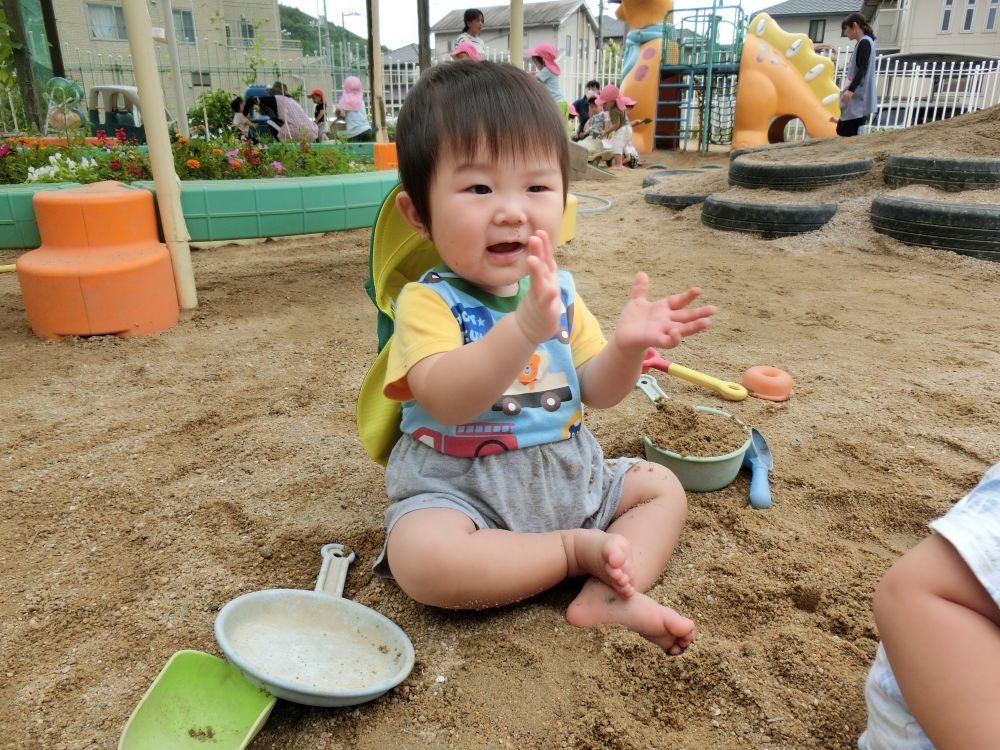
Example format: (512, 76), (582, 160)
(386, 508), (645, 610)
(566, 461), (694, 654)
(874, 533), (1000, 750)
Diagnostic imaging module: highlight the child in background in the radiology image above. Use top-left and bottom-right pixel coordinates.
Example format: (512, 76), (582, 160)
(308, 88), (327, 142)
(230, 96), (253, 142)
(860, 461), (1000, 750)
(336, 76), (373, 142)
(374, 60), (716, 653)
(595, 84), (627, 169)
(621, 96), (647, 168)
(526, 43), (567, 120)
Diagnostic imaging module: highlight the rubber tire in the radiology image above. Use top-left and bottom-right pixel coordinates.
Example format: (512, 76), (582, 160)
(645, 191), (709, 209)
(701, 194), (838, 238)
(641, 169), (700, 189)
(871, 194), (1000, 261)
(728, 158), (874, 191)
(883, 155), (1000, 191)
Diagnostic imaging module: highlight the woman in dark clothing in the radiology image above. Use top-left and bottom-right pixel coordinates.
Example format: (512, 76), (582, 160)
(837, 12), (877, 137)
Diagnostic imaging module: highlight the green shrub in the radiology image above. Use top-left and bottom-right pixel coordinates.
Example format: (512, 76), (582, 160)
(186, 89), (238, 138)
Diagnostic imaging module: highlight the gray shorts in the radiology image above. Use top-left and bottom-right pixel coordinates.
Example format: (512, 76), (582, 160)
(373, 428), (640, 578)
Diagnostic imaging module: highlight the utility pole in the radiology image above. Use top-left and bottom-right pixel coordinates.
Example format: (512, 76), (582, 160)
(417, 0), (430, 70)
(596, 0), (604, 77)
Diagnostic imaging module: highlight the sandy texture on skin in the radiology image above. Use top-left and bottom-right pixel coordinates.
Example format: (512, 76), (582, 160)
(2, 109), (999, 749)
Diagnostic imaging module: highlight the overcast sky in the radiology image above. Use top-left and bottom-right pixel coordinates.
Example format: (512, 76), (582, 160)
(281, 0), (781, 51)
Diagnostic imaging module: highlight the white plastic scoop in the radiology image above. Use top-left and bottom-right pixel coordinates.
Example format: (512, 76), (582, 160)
(215, 543), (414, 707)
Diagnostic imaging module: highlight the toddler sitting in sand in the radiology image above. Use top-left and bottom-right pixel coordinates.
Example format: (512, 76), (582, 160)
(371, 60), (716, 653)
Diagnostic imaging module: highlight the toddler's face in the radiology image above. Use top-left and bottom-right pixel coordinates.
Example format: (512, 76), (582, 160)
(408, 143), (564, 297)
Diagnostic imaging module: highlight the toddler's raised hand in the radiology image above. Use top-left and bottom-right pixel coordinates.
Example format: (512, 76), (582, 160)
(615, 273), (716, 353)
(515, 230), (562, 345)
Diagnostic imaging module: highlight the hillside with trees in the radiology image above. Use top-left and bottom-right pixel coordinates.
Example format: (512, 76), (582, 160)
(278, 4), (382, 57)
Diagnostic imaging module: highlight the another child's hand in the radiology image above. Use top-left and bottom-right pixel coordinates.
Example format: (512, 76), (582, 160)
(614, 273), (716, 353)
(515, 230), (561, 345)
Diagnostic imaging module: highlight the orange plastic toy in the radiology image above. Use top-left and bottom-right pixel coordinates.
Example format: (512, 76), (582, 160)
(16, 181), (179, 340)
(374, 142), (398, 171)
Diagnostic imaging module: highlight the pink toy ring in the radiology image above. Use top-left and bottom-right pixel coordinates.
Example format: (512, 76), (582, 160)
(742, 366), (794, 402)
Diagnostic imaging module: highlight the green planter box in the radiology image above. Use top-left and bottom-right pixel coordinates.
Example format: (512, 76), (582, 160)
(135, 170), (399, 242)
(0, 170), (398, 249)
(0, 183), (82, 249)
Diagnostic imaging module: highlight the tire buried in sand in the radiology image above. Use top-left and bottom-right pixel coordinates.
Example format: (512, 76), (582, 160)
(883, 155), (1000, 192)
(870, 194), (1000, 261)
(728, 158), (873, 191)
(701, 194), (837, 238)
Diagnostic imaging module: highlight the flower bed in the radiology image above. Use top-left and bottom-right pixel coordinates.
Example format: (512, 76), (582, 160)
(1, 130), (373, 185)
(0, 133), (395, 249)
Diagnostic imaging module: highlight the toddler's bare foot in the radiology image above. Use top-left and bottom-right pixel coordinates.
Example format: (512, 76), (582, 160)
(566, 584), (695, 655)
(563, 529), (635, 597)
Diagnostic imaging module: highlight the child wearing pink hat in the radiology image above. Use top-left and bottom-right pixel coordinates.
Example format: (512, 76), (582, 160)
(527, 42), (567, 121)
(336, 76), (372, 142)
(450, 40), (481, 61)
(595, 84), (627, 169)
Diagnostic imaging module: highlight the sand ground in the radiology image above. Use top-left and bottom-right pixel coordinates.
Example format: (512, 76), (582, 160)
(1, 110), (999, 749)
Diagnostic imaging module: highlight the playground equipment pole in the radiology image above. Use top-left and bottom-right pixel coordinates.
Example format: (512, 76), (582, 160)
(122, 0), (198, 309)
(159, 0), (189, 138)
(366, 0), (387, 143)
(510, 0), (524, 67)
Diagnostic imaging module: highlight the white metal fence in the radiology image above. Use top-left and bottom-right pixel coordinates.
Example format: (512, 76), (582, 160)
(783, 48), (1000, 140)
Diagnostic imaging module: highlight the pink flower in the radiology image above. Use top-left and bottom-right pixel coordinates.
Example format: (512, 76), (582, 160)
(270, 161), (284, 171)
(0, 144), (12, 157)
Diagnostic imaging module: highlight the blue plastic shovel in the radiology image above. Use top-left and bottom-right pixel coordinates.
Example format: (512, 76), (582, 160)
(741, 428), (773, 509)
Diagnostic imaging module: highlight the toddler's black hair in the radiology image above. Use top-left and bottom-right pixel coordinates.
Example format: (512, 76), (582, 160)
(395, 60), (569, 231)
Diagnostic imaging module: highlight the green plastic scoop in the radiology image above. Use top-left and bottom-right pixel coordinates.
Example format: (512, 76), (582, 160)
(118, 649), (276, 750)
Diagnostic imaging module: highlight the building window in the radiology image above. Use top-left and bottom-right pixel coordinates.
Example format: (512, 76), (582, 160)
(987, 0), (999, 29)
(233, 18), (257, 47)
(962, 0), (977, 29)
(941, 0), (954, 30)
(191, 71), (211, 87)
(808, 19), (825, 42)
(565, 34), (572, 55)
(87, 4), (127, 40)
(172, 9), (195, 43)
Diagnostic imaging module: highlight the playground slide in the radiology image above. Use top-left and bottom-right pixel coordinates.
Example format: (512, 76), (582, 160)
(731, 13), (840, 150)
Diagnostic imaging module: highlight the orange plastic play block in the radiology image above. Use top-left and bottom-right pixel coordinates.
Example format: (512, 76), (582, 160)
(17, 181), (179, 340)
(374, 142), (398, 171)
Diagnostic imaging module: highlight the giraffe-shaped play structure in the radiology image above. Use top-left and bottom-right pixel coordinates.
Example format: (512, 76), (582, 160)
(731, 13), (840, 150)
(614, 0), (678, 154)
(613, 2), (840, 153)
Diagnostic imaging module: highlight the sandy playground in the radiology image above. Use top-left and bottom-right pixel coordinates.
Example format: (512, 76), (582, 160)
(1, 108), (999, 749)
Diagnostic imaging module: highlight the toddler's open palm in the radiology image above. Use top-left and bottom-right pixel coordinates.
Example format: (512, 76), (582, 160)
(515, 230), (562, 345)
(616, 273), (715, 352)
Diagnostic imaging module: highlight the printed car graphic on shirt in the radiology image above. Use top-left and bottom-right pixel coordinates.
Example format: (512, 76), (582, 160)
(412, 422), (518, 457)
(493, 350), (573, 416)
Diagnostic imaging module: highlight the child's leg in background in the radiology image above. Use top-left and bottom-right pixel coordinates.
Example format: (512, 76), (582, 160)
(874, 533), (1000, 750)
(565, 461), (693, 653)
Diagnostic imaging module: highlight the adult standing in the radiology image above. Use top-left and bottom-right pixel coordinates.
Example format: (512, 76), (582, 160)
(453, 8), (486, 59)
(837, 12), (877, 137)
(571, 80), (600, 140)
